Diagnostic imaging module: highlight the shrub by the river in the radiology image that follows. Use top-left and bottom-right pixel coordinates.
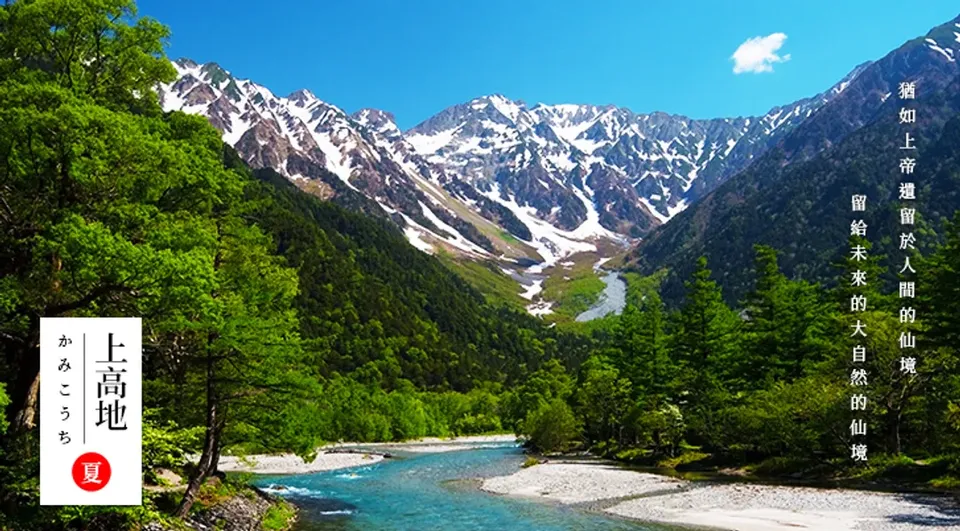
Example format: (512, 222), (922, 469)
(523, 399), (579, 453)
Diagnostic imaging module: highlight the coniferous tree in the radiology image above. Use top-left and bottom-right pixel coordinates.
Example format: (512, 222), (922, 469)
(614, 293), (673, 406)
(915, 212), (960, 453)
(575, 356), (632, 447)
(669, 256), (740, 439)
(740, 245), (832, 389)
(739, 245), (788, 389)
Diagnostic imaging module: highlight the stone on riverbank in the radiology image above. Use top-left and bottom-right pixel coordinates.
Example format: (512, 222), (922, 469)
(481, 461), (960, 531)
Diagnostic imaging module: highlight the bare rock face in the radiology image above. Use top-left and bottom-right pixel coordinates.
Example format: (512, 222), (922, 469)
(404, 74), (864, 228)
(160, 60), (501, 259)
(186, 487), (292, 531)
(137, 481), (297, 531)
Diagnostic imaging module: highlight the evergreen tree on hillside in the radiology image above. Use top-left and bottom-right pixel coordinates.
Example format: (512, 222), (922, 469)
(613, 293), (674, 406)
(915, 212), (960, 453)
(669, 256), (740, 439)
(739, 245), (789, 389)
(922, 212), (960, 351)
(739, 245), (832, 390)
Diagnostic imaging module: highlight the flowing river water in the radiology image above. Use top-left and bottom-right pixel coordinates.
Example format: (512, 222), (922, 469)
(257, 443), (682, 531)
(576, 271), (627, 322)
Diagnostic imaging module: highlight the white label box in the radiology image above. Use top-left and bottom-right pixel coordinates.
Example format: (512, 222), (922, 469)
(40, 317), (142, 505)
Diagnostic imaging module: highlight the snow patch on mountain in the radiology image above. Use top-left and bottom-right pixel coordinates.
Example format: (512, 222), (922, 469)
(407, 73), (864, 229)
(419, 202), (490, 256)
(407, 127), (460, 157)
(926, 38), (956, 62)
(520, 279), (544, 301)
(162, 55), (873, 287)
(161, 59), (515, 260)
(404, 226), (434, 253)
(526, 300), (554, 317)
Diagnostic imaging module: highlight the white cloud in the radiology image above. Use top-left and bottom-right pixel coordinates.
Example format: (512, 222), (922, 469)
(731, 33), (791, 74)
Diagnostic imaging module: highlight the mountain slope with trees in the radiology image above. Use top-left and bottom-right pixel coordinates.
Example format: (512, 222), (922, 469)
(0, 1), (586, 528)
(629, 17), (960, 306)
(1, 1), (959, 530)
(521, 243), (960, 491)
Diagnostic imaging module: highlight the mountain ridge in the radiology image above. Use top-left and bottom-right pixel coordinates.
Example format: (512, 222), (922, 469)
(159, 56), (869, 271)
(157, 13), (960, 318)
(628, 14), (960, 306)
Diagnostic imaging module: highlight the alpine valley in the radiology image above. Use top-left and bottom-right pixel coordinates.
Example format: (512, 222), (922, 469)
(7, 2), (960, 531)
(159, 14), (960, 318)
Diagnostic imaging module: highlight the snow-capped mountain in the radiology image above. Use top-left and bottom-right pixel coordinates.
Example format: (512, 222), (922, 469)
(159, 59), (635, 267)
(406, 64), (868, 233)
(160, 59), (503, 261)
(159, 57), (869, 268)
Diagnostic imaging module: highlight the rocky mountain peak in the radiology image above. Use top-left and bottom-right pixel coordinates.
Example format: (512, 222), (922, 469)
(287, 88), (318, 107)
(156, 13), (960, 279)
(352, 108), (400, 137)
(173, 57), (199, 70)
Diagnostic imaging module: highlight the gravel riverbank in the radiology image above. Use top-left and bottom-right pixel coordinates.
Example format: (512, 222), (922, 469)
(217, 434), (518, 474)
(217, 451), (385, 475)
(481, 462), (684, 504)
(481, 461), (960, 531)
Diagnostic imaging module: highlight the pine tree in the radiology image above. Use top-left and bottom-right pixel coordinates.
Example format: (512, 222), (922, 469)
(922, 212), (960, 351)
(739, 245), (787, 389)
(740, 245), (832, 389)
(615, 293), (673, 406)
(914, 212), (960, 453)
(669, 256), (740, 437)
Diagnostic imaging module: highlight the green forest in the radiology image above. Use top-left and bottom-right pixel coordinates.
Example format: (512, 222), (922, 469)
(1, 1), (959, 530)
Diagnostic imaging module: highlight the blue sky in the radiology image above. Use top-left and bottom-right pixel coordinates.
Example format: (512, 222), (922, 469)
(138, 0), (960, 130)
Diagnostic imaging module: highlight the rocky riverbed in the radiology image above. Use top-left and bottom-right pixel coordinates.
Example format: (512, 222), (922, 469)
(481, 461), (960, 531)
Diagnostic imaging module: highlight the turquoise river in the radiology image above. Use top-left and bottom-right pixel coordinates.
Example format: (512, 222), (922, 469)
(256, 442), (688, 531)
